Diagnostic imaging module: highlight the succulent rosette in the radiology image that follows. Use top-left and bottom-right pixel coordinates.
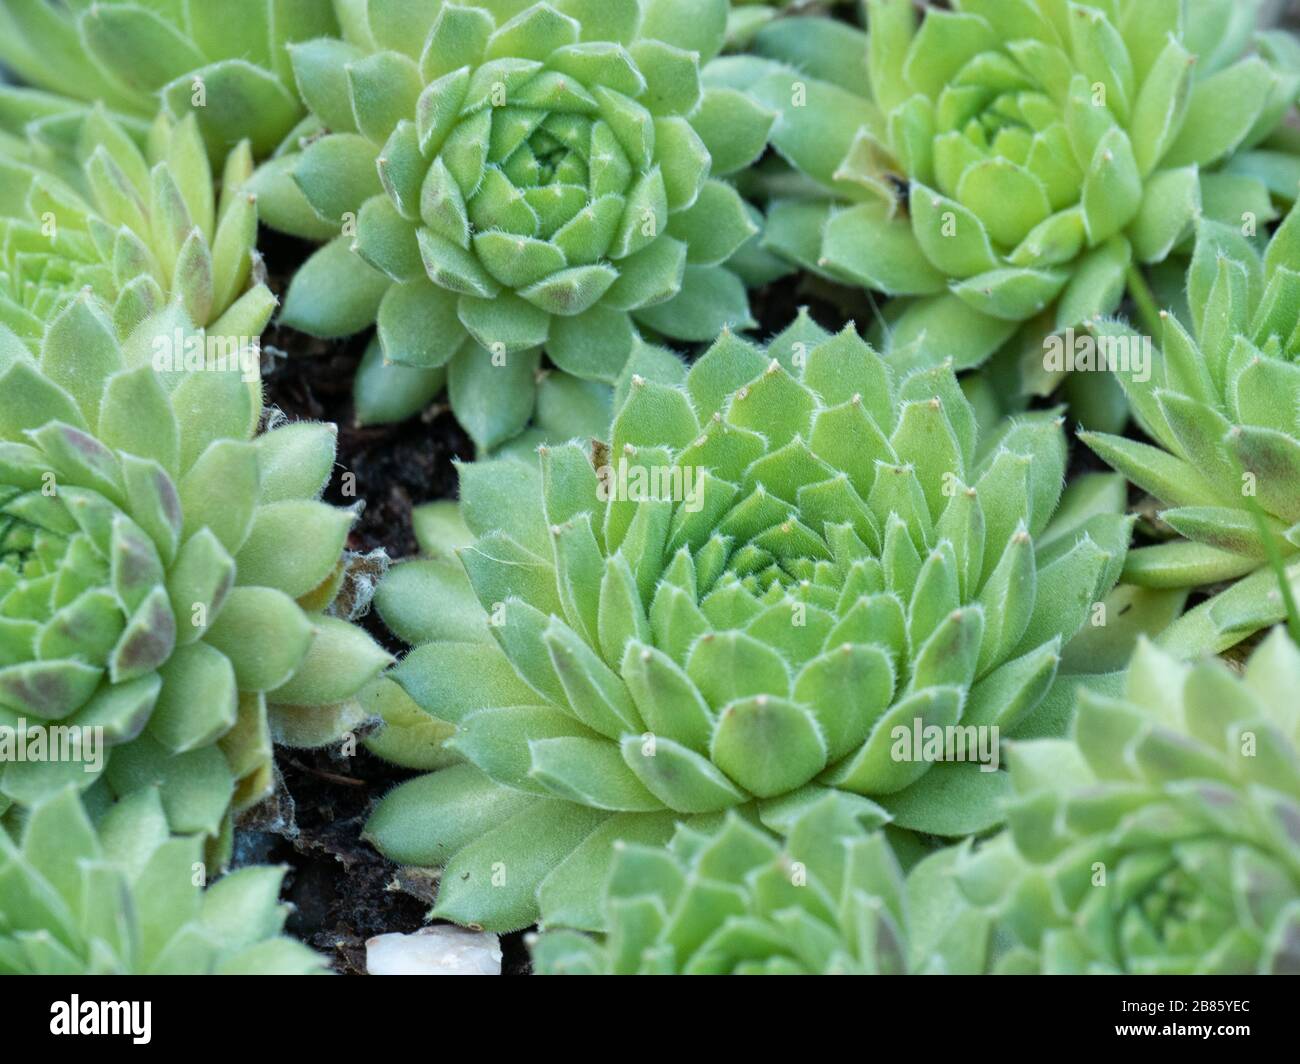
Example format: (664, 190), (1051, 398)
(0, 297), (391, 847)
(958, 632), (1300, 975)
(0, 786), (327, 974)
(1081, 201), (1300, 657)
(0, 106), (273, 346)
(0, 0), (339, 158)
(254, 0), (772, 450)
(531, 791), (991, 974)
(738, 0), (1300, 379)
(365, 313), (1131, 932)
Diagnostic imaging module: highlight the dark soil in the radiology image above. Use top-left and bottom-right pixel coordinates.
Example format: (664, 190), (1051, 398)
(234, 229), (531, 975)
(255, 241), (474, 558)
(235, 744), (531, 977)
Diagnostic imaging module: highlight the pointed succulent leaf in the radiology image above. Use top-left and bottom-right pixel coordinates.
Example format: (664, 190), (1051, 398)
(1084, 202), (1300, 653)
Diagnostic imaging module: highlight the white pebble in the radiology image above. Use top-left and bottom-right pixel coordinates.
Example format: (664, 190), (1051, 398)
(366, 926), (502, 976)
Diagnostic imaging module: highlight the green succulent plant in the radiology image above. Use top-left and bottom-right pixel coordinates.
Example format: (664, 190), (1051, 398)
(0, 296), (391, 848)
(725, 1), (844, 52)
(531, 791), (991, 974)
(0, 786), (326, 974)
(0, 0), (339, 158)
(0, 105), (274, 346)
(1081, 200), (1300, 658)
(364, 313), (1131, 932)
(958, 630), (1300, 975)
(252, 0), (773, 450)
(737, 0), (1300, 395)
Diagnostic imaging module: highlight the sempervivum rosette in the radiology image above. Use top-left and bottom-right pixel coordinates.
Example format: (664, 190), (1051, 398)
(739, 0), (1299, 380)
(0, 106), (274, 346)
(364, 313), (1131, 932)
(531, 791), (991, 974)
(255, 0), (772, 449)
(0, 787), (327, 974)
(0, 0), (339, 158)
(958, 632), (1300, 975)
(1081, 201), (1300, 657)
(0, 297), (390, 849)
